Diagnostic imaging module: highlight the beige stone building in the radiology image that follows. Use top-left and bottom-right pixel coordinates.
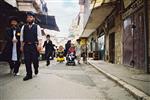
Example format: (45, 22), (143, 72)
(78, 0), (150, 73)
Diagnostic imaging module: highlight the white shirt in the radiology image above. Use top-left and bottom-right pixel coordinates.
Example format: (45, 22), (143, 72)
(76, 44), (81, 55)
(12, 30), (17, 61)
(20, 23), (42, 42)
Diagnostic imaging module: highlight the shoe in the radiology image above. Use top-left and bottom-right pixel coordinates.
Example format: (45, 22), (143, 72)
(14, 73), (20, 76)
(46, 61), (50, 66)
(35, 69), (39, 75)
(23, 76), (32, 81)
(46, 63), (50, 66)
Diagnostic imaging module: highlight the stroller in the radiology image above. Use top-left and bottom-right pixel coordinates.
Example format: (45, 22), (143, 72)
(66, 47), (76, 66)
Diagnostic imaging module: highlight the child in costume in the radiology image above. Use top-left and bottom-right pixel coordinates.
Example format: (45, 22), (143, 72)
(56, 45), (65, 63)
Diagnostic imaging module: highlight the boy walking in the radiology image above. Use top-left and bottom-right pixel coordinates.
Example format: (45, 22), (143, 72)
(43, 35), (55, 66)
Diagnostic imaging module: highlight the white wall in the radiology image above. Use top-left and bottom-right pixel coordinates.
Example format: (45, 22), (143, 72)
(78, 0), (92, 36)
(83, 0), (92, 28)
(4, 0), (17, 7)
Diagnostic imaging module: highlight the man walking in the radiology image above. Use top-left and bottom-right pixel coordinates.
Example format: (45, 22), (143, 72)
(4, 16), (21, 76)
(20, 12), (42, 81)
(64, 40), (71, 56)
(43, 35), (55, 66)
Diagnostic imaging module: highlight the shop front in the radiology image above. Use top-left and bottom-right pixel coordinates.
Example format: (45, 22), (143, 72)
(98, 33), (105, 60)
(80, 1), (116, 60)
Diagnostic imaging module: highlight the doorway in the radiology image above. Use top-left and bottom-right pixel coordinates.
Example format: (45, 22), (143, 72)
(123, 8), (146, 69)
(109, 32), (115, 63)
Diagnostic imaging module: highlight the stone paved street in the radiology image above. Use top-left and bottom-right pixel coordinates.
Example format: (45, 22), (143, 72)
(0, 61), (135, 100)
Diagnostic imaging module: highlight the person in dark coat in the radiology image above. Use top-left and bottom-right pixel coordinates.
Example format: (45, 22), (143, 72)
(43, 35), (55, 66)
(4, 16), (21, 76)
(64, 40), (71, 56)
(20, 12), (42, 81)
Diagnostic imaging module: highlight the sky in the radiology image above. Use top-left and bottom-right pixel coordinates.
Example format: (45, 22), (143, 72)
(45, 0), (80, 38)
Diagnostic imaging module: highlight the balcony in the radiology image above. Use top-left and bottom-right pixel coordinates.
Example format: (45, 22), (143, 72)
(16, 0), (42, 13)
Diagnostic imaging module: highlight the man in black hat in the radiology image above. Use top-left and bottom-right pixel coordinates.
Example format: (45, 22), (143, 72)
(43, 34), (55, 66)
(4, 16), (21, 76)
(20, 12), (42, 81)
(65, 40), (71, 56)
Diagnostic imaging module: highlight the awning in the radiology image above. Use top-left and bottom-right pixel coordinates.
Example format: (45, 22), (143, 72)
(0, 0), (19, 39)
(36, 14), (59, 31)
(0, 10), (59, 31)
(81, 2), (116, 37)
(0, 0), (18, 11)
(14, 11), (59, 31)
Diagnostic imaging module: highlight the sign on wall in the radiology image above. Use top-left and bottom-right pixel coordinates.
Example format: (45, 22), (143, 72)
(80, 38), (87, 45)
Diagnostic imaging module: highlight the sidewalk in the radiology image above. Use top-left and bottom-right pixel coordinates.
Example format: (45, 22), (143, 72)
(88, 59), (150, 100)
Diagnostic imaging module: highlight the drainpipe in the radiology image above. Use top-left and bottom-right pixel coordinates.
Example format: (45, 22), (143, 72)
(144, 0), (149, 74)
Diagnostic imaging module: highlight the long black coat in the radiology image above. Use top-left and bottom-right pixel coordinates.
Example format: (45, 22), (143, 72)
(64, 42), (71, 56)
(2, 27), (21, 61)
(43, 40), (55, 56)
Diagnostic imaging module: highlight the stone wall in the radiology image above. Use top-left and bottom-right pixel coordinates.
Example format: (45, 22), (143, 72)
(148, 0), (150, 67)
(114, 15), (122, 64)
(108, 14), (122, 64)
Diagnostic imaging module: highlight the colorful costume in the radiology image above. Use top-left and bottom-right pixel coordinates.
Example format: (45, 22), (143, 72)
(56, 46), (65, 62)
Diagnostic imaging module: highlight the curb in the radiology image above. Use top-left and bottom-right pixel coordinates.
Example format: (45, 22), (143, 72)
(88, 61), (150, 100)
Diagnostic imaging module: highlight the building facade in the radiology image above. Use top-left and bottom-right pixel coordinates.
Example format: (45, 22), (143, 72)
(148, 0), (150, 72)
(78, 0), (150, 73)
(122, 0), (149, 72)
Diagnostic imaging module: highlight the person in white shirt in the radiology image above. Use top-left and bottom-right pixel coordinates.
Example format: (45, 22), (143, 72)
(20, 12), (42, 81)
(76, 39), (81, 64)
(4, 16), (21, 76)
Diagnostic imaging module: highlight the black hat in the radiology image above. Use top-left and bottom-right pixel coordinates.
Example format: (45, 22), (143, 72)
(46, 34), (50, 37)
(76, 39), (81, 41)
(26, 11), (35, 17)
(8, 16), (19, 24)
(68, 40), (71, 42)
